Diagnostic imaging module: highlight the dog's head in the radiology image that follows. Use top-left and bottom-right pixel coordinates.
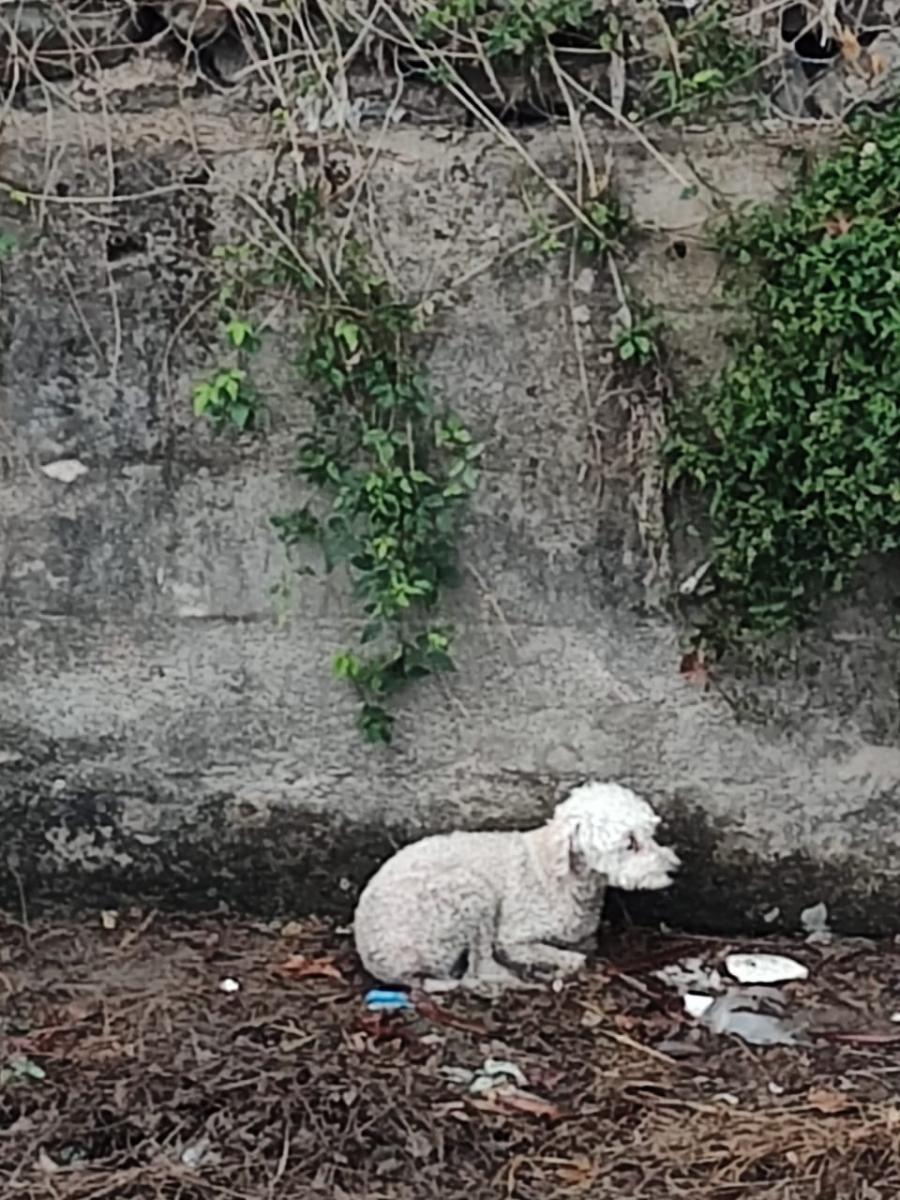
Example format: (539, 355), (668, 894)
(547, 781), (680, 890)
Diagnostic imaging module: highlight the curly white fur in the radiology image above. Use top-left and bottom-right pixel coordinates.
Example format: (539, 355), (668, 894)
(353, 781), (680, 991)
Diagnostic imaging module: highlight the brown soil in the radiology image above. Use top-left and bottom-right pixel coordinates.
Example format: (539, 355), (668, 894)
(2, 912), (900, 1199)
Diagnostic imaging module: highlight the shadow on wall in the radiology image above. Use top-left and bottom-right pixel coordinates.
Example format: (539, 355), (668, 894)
(1, 734), (896, 936)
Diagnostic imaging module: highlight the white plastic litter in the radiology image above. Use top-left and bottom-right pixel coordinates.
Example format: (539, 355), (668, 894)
(683, 993), (716, 1019)
(481, 1059), (529, 1088)
(725, 953), (809, 985)
(701, 989), (805, 1047)
(180, 1138), (221, 1169)
(440, 1058), (529, 1094)
(218, 977), (240, 994)
(800, 902), (833, 946)
(40, 458), (88, 483)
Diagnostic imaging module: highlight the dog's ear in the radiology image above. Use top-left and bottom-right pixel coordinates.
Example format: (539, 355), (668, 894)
(567, 821), (589, 875)
(547, 817), (586, 877)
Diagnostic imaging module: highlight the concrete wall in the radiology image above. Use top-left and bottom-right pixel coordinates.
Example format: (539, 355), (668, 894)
(3, 80), (900, 933)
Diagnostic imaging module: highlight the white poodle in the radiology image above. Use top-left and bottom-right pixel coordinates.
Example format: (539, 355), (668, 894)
(353, 781), (680, 991)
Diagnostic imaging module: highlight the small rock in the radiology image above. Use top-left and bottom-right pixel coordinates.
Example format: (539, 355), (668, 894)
(40, 458), (87, 484)
(279, 920), (306, 938)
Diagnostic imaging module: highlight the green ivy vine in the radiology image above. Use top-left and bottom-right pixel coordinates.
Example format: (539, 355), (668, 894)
(668, 111), (900, 637)
(194, 191), (481, 744)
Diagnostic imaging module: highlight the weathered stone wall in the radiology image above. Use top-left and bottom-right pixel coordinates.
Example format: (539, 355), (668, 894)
(3, 74), (900, 933)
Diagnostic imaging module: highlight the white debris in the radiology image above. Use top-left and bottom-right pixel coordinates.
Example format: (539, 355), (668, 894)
(218, 977), (240, 994)
(180, 1138), (221, 1169)
(800, 902), (833, 946)
(891, 1012), (900, 1024)
(36, 1149), (58, 1174)
(725, 953), (809, 985)
(40, 458), (88, 483)
(481, 1059), (529, 1088)
(683, 992), (716, 1019)
(653, 956), (723, 994)
(678, 559), (712, 596)
(702, 989), (805, 1047)
(440, 1058), (529, 1094)
(762, 907), (781, 924)
(299, 94), (365, 134)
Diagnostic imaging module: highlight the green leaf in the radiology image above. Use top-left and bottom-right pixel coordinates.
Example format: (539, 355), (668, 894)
(333, 651), (361, 681)
(192, 385), (211, 416)
(230, 402), (251, 429)
(225, 319), (254, 348)
(334, 318), (360, 354)
(691, 67), (723, 86)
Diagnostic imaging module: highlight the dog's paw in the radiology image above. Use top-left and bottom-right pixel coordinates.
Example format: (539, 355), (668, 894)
(550, 948), (587, 977)
(520, 948), (586, 983)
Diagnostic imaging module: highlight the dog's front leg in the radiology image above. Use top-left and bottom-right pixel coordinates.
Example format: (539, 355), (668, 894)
(498, 941), (587, 979)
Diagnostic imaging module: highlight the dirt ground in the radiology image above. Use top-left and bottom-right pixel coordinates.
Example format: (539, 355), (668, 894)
(3, 912), (900, 1200)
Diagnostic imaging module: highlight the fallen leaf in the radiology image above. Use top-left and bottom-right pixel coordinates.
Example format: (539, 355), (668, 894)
(555, 1156), (597, 1186)
(529, 1065), (567, 1090)
(279, 920), (307, 938)
(275, 954), (344, 981)
(413, 994), (487, 1035)
(478, 1085), (562, 1120)
(818, 1030), (900, 1045)
(807, 1086), (854, 1114)
(679, 648), (711, 690)
(838, 25), (861, 64)
(352, 1012), (421, 1048)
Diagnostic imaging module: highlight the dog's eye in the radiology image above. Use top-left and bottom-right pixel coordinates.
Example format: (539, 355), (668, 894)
(627, 834), (640, 852)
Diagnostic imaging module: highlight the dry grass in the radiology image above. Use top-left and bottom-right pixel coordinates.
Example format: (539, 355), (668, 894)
(2, 914), (900, 1199)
